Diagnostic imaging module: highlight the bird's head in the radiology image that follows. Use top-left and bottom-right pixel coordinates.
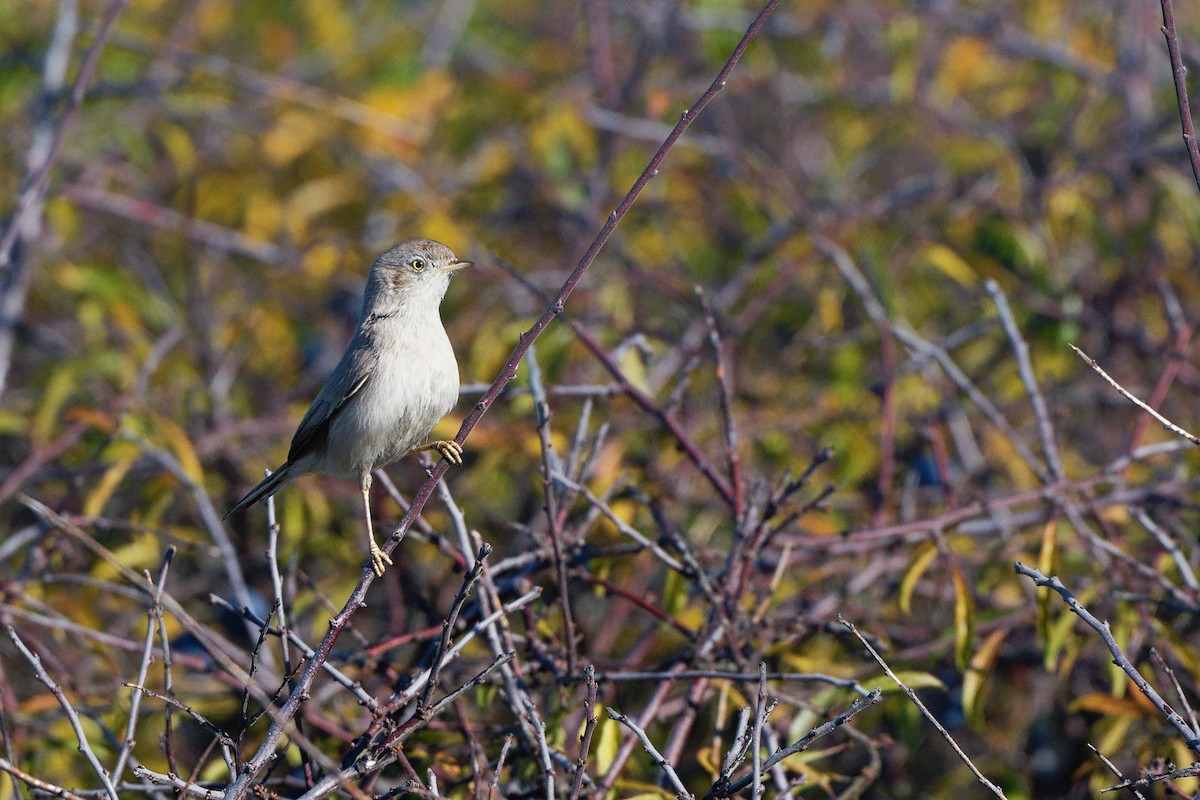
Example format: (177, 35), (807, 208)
(363, 239), (473, 315)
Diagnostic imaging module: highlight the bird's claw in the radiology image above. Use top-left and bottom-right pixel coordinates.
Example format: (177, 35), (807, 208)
(369, 541), (393, 576)
(433, 440), (464, 465)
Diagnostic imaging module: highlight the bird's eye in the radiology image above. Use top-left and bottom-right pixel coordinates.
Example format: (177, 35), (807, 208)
(410, 258), (426, 272)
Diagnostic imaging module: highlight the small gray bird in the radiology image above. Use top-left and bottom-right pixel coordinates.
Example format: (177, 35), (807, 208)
(226, 240), (471, 575)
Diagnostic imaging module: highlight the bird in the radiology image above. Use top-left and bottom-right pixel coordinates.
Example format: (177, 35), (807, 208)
(225, 239), (472, 575)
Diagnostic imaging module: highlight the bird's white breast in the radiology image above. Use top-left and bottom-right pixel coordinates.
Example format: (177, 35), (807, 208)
(325, 306), (459, 476)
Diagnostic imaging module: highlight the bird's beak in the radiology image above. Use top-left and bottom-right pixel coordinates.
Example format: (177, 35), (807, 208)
(445, 259), (474, 273)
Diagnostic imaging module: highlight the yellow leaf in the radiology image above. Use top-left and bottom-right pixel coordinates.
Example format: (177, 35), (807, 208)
(243, 189), (284, 241)
(32, 364), (76, 446)
(933, 36), (994, 96)
(303, 0), (355, 58)
(155, 416), (204, 484)
(1108, 614), (1132, 698)
(92, 532), (161, 581)
(816, 286), (843, 333)
(951, 565), (976, 671)
(869, 671), (945, 692)
(1036, 518), (1059, 641)
(1043, 583), (1100, 671)
(157, 121), (197, 176)
(696, 743), (720, 776)
(416, 208), (469, 255)
(898, 541), (939, 614)
(83, 451), (138, 517)
(302, 241), (343, 281)
(618, 346), (651, 396)
(530, 103), (598, 177)
(0, 409), (27, 434)
(592, 714), (619, 774)
(1068, 692), (1144, 717)
(285, 175), (362, 239)
(962, 628), (1007, 721)
(922, 243), (978, 287)
(262, 110), (330, 167)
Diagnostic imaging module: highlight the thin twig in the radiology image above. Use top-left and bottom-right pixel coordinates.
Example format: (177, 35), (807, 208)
(1150, 647), (1200, 734)
(130, 767), (225, 799)
(1013, 563), (1200, 753)
(1133, 508), (1200, 593)
(0, 0), (130, 396)
(112, 547), (175, 784)
(122, 685), (236, 748)
(840, 615), (1007, 798)
(568, 665), (599, 800)
(1101, 761), (1200, 794)
(709, 689), (883, 799)
(1159, 0), (1200, 194)
(605, 707), (694, 799)
(528, 343), (579, 675)
(1070, 344), (1199, 445)
(1088, 743), (1148, 799)
(0, 757), (85, 800)
(699, 288), (745, 524)
(488, 735), (514, 800)
(751, 664), (769, 800)
(6, 628), (120, 800)
(985, 280), (1064, 480)
(263, 492), (311, 786)
(416, 544), (492, 717)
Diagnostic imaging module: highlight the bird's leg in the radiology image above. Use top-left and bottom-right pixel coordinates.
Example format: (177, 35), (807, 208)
(408, 439), (464, 465)
(361, 472), (392, 576)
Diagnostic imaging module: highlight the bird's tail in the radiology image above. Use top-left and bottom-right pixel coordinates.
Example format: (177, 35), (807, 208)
(224, 465), (293, 519)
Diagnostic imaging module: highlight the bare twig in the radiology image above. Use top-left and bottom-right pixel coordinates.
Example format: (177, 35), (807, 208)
(0, 757), (85, 800)
(699, 288), (745, 523)
(122, 685), (236, 748)
(488, 735), (514, 800)
(131, 766), (225, 799)
(840, 615), (1007, 798)
(62, 184), (286, 264)
(751, 664), (769, 800)
(416, 544), (492, 717)
(528, 343), (578, 674)
(606, 707), (694, 799)
(112, 548), (175, 785)
(132, 436), (261, 649)
(6, 628), (120, 800)
(527, 695), (556, 800)
(985, 279), (1064, 480)
(1150, 647), (1200, 734)
(587, 669), (870, 696)
(1013, 563), (1200, 753)
(1100, 761), (1200, 794)
(1070, 345), (1199, 445)
(568, 665), (599, 800)
(1158, 0), (1200, 194)
(709, 689), (883, 799)
(1088, 743), (1148, 799)
(1133, 508), (1200, 594)
(0, 0), (130, 396)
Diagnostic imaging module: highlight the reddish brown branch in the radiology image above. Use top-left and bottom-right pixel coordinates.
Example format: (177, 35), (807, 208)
(1159, 0), (1200, 194)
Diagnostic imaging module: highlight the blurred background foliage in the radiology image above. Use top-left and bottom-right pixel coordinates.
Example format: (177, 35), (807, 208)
(3, 0), (1200, 797)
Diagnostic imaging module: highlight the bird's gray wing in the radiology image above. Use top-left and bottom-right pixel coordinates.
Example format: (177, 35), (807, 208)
(286, 336), (378, 464)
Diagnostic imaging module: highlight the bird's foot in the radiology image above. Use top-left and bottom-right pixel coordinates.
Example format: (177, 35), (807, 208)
(368, 538), (393, 576)
(413, 439), (464, 465)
